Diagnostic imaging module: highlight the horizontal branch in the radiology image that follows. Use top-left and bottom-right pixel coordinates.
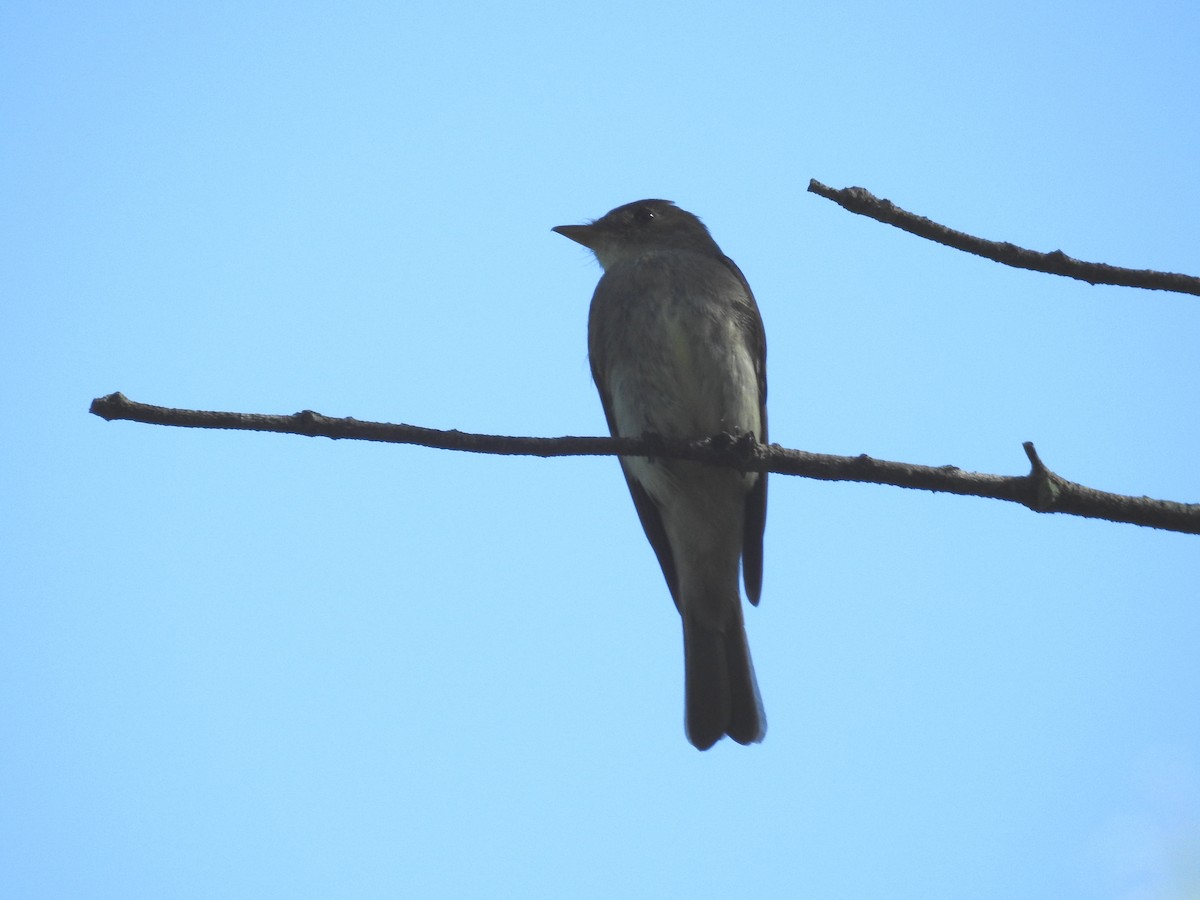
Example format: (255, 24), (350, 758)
(807, 179), (1200, 296)
(90, 392), (1200, 535)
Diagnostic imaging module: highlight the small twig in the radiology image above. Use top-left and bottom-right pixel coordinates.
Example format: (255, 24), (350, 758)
(807, 180), (1200, 296)
(89, 393), (1200, 535)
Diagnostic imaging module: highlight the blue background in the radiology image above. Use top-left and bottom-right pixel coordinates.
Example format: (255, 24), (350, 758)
(4, 2), (1199, 897)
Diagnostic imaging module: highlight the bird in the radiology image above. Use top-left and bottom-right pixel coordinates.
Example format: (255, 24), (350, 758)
(553, 199), (768, 749)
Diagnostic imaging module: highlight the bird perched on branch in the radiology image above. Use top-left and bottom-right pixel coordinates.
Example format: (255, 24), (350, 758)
(554, 199), (769, 750)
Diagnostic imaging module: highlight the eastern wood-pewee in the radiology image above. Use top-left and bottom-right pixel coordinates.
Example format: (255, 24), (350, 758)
(554, 199), (768, 750)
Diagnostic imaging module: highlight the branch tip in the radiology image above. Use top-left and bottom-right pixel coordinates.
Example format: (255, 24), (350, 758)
(1022, 441), (1045, 474)
(89, 392), (130, 421)
(1021, 441), (1062, 511)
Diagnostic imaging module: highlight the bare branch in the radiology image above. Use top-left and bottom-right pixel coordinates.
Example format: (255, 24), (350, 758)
(90, 392), (1200, 535)
(807, 180), (1200, 296)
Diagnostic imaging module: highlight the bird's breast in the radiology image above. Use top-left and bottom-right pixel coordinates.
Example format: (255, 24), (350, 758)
(594, 257), (761, 442)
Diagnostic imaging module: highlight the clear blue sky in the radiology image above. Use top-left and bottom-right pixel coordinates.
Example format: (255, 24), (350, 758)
(4, 2), (1199, 898)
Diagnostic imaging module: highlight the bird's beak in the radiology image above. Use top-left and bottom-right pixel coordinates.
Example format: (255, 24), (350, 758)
(552, 223), (599, 248)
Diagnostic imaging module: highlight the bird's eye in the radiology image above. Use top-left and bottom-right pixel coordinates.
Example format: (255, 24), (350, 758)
(634, 207), (656, 224)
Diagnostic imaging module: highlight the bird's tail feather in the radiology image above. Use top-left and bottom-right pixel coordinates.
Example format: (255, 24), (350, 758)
(682, 614), (766, 750)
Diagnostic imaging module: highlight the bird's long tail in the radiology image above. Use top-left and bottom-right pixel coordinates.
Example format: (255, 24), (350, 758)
(682, 612), (766, 750)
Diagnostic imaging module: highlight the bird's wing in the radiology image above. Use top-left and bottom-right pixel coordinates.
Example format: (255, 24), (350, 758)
(721, 254), (769, 606)
(592, 373), (682, 612)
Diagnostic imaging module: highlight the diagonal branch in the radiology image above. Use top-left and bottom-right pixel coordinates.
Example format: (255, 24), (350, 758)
(89, 392), (1200, 536)
(807, 179), (1200, 296)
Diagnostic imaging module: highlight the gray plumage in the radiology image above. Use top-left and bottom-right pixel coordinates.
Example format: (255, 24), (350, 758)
(553, 200), (768, 750)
